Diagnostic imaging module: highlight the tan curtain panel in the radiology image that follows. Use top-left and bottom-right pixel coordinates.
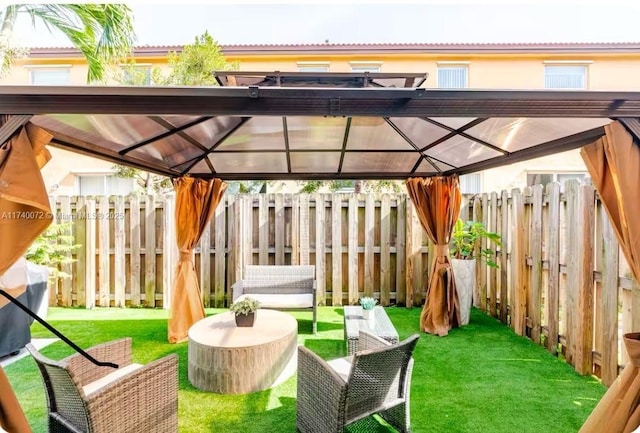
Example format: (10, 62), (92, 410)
(168, 177), (227, 343)
(0, 122), (53, 433)
(405, 176), (461, 336)
(580, 121), (640, 433)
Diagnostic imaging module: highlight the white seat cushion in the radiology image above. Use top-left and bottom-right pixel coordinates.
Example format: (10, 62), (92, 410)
(82, 363), (143, 396)
(327, 355), (354, 382)
(236, 293), (313, 309)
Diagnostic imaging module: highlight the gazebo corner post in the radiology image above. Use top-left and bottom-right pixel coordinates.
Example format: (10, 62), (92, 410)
(167, 176), (227, 344)
(405, 175), (462, 337)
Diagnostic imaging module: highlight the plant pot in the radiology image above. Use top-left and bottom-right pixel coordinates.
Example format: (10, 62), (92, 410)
(451, 258), (475, 326)
(362, 308), (374, 320)
(235, 312), (255, 327)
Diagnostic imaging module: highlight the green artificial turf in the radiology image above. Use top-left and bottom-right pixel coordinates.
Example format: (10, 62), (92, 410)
(4, 307), (605, 433)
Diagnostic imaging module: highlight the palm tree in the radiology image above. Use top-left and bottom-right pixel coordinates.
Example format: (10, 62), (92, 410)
(0, 4), (135, 82)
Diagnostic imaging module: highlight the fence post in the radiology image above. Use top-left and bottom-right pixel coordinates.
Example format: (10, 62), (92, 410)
(129, 195), (141, 307)
(499, 190), (509, 324)
(74, 196), (87, 308)
(97, 196), (110, 307)
(144, 195), (156, 308)
(600, 205), (619, 386)
(396, 195), (407, 307)
(546, 183), (560, 355)
(511, 188), (526, 335)
(85, 199), (96, 309)
(489, 192), (498, 318)
(114, 196), (126, 308)
(380, 193), (391, 306)
(348, 195), (359, 305)
(331, 194), (342, 306)
(364, 194), (375, 298)
(314, 193), (325, 305)
(529, 185), (543, 344)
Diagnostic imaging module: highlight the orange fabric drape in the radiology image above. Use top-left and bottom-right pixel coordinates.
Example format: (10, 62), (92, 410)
(405, 176), (461, 337)
(579, 121), (640, 433)
(0, 122), (53, 433)
(167, 177), (226, 343)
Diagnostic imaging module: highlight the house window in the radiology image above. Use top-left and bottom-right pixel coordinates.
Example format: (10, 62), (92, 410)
(459, 173), (482, 194)
(29, 68), (71, 85)
(544, 65), (587, 89)
(297, 62), (330, 72)
(526, 172), (588, 190)
(76, 175), (136, 196)
(437, 66), (468, 88)
(349, 62), (382, 73)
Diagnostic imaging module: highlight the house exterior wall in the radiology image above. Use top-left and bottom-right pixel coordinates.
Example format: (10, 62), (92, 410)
(3, 43), (640, 194)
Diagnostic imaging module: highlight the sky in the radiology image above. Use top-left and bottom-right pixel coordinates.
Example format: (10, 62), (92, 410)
(10, 1), (640, 48)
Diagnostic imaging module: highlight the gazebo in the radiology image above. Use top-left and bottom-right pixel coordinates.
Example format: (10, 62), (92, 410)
(1, 72), (640, 433)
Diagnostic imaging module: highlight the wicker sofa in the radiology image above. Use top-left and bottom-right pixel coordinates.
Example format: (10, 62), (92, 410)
(27, 338), (178, 433)
(297, 331), (420, 433)
(232, 265), (317, 333)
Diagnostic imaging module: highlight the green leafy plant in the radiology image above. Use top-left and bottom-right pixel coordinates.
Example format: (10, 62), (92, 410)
(450, 219), (502, 268)
(25, 222), (80, 281)
(359, 297), (377, 310)
(230, 297), (260, 316)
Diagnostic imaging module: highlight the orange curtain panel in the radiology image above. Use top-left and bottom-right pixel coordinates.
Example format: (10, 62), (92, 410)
(0, 121), (54, 433)
(168, 177), (227, 343)
(580, 121), (640, 433)
(405, 176), (461, 336)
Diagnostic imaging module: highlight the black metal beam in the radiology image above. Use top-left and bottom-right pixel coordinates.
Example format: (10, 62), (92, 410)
(337, 117), (352, 173)
(385, 118), (441, 173)
(2, 86), (640, 117)
(282, 117), (291, 173)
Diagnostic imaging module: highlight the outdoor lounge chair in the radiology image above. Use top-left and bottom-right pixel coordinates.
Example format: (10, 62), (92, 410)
(27, 338), (178, 433)
(297, 330), (419, 433)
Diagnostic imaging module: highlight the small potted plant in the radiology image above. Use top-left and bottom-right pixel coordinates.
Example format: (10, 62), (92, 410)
(229, 297), (260, 327)
(450, 219), (502, 325)
(359, 297), (377, 320)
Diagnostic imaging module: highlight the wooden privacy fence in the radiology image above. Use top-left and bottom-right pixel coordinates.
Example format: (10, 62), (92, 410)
(46, 184), (640, 384)
(467, 179), (640, 386)
(47, 193), (435, 311)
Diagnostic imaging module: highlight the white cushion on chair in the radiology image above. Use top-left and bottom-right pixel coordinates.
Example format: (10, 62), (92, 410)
(82, 363), (143, 396)
(235, 293), (313, 309)
(327, 356), (354, 382)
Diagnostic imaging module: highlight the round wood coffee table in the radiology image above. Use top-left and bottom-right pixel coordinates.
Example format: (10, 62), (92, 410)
(188, 309), (298, 394)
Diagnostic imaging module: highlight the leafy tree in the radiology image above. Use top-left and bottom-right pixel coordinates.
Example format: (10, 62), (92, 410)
(112, 164), (173, 195)
(26, 222), (79, 281)
(0, 4), (135, 82)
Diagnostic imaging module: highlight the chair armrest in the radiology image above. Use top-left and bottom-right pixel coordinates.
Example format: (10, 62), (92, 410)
(65, 338), (133, 386)
(231, 280), (244, 302)
(358, 331), (391, 352)
(297, 346), (348, 432)
(85, 354), (179, 433)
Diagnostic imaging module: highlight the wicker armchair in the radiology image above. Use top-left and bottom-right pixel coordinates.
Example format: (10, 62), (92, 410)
(27, 338), (178, 433)
(297, 331), (419, 433)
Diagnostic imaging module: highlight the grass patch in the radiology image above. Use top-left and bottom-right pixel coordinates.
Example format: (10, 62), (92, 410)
(5, 307), (604, 432)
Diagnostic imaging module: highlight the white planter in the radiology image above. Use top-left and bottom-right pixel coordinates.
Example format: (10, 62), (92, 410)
(362, 308), (374, 320)
(451, 258), (476, 326)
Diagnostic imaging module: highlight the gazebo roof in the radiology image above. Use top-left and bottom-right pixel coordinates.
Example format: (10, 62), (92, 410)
(2, 71), (639, 180)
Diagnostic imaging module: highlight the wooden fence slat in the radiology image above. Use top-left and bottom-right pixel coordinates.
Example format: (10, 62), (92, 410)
(144, 195), (156, 307)
(396, 195), (407, 306)
(129, 195), (141, 306)
(364, 194), (375, 297)
(405, 199), (414, 309)
(74, 197), (87, 307)
(546, 183), (560, 355)
(332, 194), (343, 306)
(163, 195), (176, 309)
(575, 182), (595, 375)
(227, 196), (241, 305)
(480, 193), (489, 311)
(244, 195), (254, 269)
(114, 196), (126, 308)
(214, 201), (226, 307)
(314, 193), (326, 305)
(489, 192), (498, 317)
(300, 194), (310, 266)
(600, 205), (619, 386)
(511, 189), (526, 335)
(472, 197), (483, 310)
(275, 194), (285, 265)
(565, 181), (578, 366)
(59, 196), (72, 307)
(48, 197), (59, 305)
(98, 196), (110, 307)
(258, 194), (268, 265)
(200, 209), (211, 307)
(499, 190), (509, 323)
(529, 185), (543, 344)
(622, 280), (640, 364)
(291, 194), (300, 265)
(348, 195), (359, 304)
(85, 199), (96, 309)
(380, 194), (391, 306)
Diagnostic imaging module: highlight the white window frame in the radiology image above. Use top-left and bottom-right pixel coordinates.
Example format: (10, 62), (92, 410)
(436, 62), (470, 89)
(25, 64), (72, 85)
(459, 173), (482, 194)
(543, 61), (591, 90)
(349, 61), (383, 73)
(297, 62), (330, 73)
(74, 170), (136, 196)
(526, 171), (589, 190)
